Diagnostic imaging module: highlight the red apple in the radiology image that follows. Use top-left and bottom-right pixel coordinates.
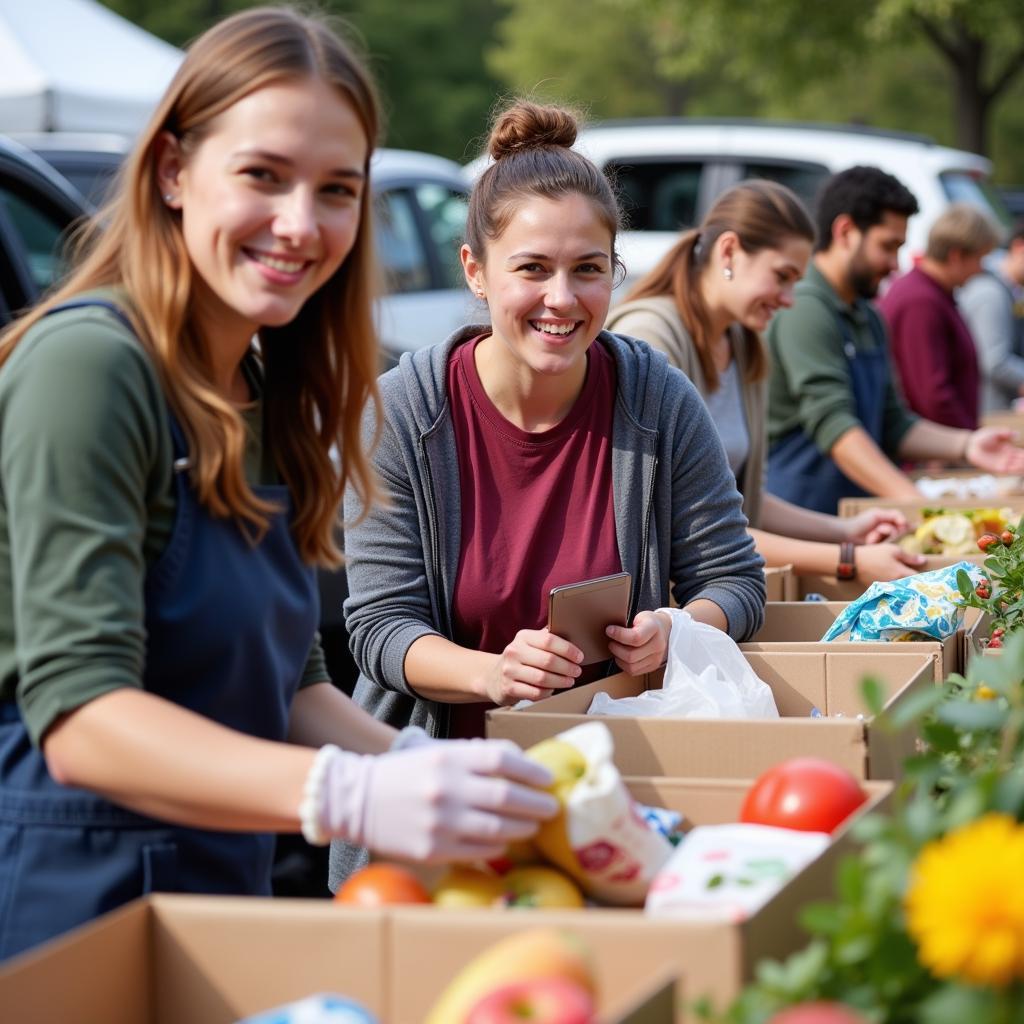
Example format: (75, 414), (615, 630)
(464, 976), (596, 1023)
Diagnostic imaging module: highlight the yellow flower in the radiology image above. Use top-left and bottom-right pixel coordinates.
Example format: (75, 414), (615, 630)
(976, 685), (998, 701)
(905, 814), (1024, 986)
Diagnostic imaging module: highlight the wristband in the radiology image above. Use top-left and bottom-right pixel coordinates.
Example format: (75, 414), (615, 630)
(961, 431), (972, 463)
(836, 541), (857, 581)
(298, 744), (342, 846)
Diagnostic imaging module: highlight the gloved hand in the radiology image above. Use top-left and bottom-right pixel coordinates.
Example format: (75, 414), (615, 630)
(309, 739), (558, 863)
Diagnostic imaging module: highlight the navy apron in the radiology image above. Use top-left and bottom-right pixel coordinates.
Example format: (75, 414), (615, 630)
(0, 300), (319, 959)
(766, 309), (889, 515)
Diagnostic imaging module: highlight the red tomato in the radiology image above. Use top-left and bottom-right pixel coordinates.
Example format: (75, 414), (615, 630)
(768, 1001), (869, 1024)
(334, 863), (431, 907)
(740, 758), (867, 834)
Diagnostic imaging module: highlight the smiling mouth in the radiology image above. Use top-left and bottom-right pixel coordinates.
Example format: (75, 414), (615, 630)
(244, 249), (311, 275)
(529, 320), (581, 337)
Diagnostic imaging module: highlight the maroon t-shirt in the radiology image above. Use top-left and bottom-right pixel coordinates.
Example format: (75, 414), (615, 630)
(447, 336), (622, 737)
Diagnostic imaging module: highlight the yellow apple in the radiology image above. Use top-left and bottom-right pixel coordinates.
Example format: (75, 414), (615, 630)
(432, 866), (505, 908)
(501, 866), (584, 909)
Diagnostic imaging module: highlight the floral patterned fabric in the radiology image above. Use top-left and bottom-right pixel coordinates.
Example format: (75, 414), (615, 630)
(821, 561), (986, 642)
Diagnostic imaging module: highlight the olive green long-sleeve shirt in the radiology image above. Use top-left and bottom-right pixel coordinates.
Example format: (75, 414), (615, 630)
(766, 262), (917, 457)
(0, 300), (326, 746)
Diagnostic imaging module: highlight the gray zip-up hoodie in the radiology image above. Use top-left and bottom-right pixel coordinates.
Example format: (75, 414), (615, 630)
(342, 326), (766, 737)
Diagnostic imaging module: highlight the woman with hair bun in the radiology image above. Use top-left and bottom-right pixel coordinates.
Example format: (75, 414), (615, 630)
(336, 100), (765, 883)
(0, 10), (558, 959)
(608, 181), (925, 585)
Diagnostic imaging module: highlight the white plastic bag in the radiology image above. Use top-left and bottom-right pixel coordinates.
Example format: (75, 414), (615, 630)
(588, 608), (779, 719)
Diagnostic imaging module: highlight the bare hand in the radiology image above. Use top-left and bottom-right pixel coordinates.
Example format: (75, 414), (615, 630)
(966, 427), (1024, 475)
(485, 628), (582, 706)
(606, 609), (671, 676)
(855, 543), (926, 584)
(842, 508), (909, 545)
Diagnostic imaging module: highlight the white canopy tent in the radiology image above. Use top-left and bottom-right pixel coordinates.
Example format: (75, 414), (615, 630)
(0, 0), (182, 135)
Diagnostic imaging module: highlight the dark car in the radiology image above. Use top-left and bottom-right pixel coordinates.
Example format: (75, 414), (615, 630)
(0, 134), (92, 324)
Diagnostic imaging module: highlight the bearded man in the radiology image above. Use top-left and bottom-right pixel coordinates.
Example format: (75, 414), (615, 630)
(765, 166), (1024, 514)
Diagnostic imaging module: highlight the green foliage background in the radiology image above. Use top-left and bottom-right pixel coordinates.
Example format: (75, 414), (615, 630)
(101, 0), (1024, 184)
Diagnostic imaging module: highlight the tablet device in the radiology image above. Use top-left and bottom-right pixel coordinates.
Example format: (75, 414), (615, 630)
(548, 572), (631, 665)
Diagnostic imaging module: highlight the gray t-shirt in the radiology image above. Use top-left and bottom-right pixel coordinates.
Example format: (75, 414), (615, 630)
(703, 359), (750, 478)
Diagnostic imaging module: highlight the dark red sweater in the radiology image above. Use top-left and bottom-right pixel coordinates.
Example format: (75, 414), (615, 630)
(879, 266), (979, 429)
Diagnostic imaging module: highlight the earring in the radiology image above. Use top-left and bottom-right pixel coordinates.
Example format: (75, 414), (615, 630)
(723, 266), (733, 281)
(163, 194), (175, 204)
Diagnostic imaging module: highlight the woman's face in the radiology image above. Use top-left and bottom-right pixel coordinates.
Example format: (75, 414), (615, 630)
(725, 235), (812, 333)
(462, 192), (614, 378)
(159, 77), (368, 346)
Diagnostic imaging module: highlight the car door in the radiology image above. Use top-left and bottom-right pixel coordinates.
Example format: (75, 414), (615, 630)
(716, 158), (831, 213)
(373, 178), (471, 369)
(0, 148), (87, 327)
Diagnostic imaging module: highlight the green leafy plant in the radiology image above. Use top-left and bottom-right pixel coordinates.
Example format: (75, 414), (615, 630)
(708, 631), (1024, 1024)
(956, 516), (1024, 646)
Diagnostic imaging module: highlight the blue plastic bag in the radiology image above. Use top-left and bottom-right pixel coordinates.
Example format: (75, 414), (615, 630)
(820, 561), (986, 642)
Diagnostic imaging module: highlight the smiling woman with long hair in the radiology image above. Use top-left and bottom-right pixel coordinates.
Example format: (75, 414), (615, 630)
(0, 7), (555, 959)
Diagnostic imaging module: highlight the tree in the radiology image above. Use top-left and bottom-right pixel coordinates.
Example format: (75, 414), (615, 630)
(101, 0), (502, 162)
(487, 0), (760, 122)
(642, 0), (1024, 159)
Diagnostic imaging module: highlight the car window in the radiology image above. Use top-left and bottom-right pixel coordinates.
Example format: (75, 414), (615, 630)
(605, 160), (704, 231)
(413, 183), (467, 290)
(0, 182), (73, 290)
(374, 188), (431, 294)
(737, 161), (830, 210)
(941, 171), (1013, 230)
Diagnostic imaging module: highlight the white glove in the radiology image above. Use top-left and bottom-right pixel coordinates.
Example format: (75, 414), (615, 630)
(305, 739), (558, 864)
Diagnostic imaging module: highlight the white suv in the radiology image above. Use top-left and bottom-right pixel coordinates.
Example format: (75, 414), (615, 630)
(570, 119), (1012, 284)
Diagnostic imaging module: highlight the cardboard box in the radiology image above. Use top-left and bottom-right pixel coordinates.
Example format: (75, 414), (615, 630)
(837, 495), (1024, 519)
(763, 564), (794, 602)
(981, 410), (1024, 432)
(0, 894), (675, 1024)
(0, 777), (891, 1024)
(788, 555), (989, 602)
(488, 651), (934, 780)
(391, 777), (889, 1023)
(748, 600), (989, 679)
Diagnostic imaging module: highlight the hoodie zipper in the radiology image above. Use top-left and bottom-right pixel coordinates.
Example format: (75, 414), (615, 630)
(418, 435), (451, 739)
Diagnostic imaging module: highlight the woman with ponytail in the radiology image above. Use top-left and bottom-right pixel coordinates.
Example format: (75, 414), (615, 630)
(336, 100), (764, 885)
(608, 182), (924, 584)
(0, 8), (556, 959)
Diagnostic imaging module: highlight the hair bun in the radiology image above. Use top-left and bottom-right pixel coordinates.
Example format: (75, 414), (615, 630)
(488, 101), (578, 161)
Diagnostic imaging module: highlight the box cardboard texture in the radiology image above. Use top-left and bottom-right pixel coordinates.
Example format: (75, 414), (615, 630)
(0, 895), (676, 1024)
(0, 778), (891, 1024)
(763, 564), (793, 602)
(488, 650), (934, 780)
(837, 495), (1024, 519)
(748, 601), (989, 680)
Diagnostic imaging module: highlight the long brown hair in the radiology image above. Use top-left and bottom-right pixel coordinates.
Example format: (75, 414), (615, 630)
(0, 6), (382, 567)
(624, 180), (814, 391)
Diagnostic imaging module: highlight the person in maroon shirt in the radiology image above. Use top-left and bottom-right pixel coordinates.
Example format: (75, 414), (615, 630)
(341, 99), (765, 744)
(880, 203), (1000, 429)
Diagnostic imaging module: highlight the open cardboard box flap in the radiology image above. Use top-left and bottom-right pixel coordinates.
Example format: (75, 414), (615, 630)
(751, 601), (989, 672)
(0, 894), (676, 1024)
(488, 651), (934, 779)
